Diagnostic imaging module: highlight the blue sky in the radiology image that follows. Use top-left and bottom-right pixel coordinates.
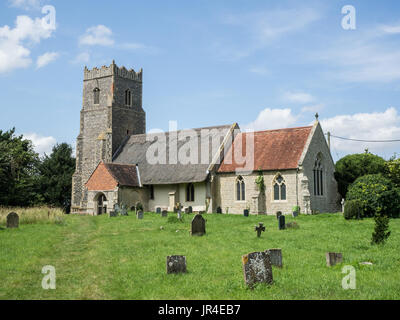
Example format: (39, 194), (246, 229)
(1, 0), (400, 160)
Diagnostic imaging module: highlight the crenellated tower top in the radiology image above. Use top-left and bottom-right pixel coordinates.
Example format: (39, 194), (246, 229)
(83, 60), (143, 81)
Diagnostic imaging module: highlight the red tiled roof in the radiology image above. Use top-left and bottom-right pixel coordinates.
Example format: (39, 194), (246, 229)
(218, 126), (312, 173)
(86, 162), (140, 191)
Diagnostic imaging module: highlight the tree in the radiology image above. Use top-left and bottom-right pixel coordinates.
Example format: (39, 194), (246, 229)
(0, 128), (41, 206)
(346, 174), (400, 218)
(335, 152), (386, 198)
(38, 143), (75, 211)
(385, 157), (400, 187)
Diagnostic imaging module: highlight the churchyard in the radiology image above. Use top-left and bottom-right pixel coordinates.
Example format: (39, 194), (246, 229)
(0, 208), (400, 300)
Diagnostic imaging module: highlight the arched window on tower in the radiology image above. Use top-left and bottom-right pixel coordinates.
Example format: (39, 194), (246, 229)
(236, 176), (245, 201)
(273, 174), (286, 201)
(93, 88), (100, 105)
(125, 89), (131, 106)
(313, 153), (324, 196)
(186, 183), (195, 202)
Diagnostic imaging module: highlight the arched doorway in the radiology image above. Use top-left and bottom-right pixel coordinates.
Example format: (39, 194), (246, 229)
(96, 193), (107, 215)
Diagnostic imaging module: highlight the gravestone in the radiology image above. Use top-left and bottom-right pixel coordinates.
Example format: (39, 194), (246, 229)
(242, 251), (273, 288)
(156, 207), (161, 214)
(341, 198), (345, 213)
(137, 211), (144, 220)
(177, 211), (182, 220)
(120, 204), (128, 216)
(267, 249), (283, 268)
(292, 211), (298, 218)
(244, 209), (249, 217)
(109, 211), (118, 217)
(184, 207), (189, 214)
(191, 214), (206, 236)
(6, 212), (19, 229)
(188, 206), (193, 214)
(162, 210), (168, 217)
(278, 215), (285, 230)
(285, 222), (299, 229)
(216, 207), (222, 214)
(326, 252), (343, 266)
(254, 223), (265, 237)
(166, 255), (187, 274)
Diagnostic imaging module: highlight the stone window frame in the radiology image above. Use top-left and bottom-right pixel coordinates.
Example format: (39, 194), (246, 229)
(93, 87), (100, 105)
(125, 89), (132, 107)
(235, 175), (246, 202)
(313, 152), (325, 197)
(272, 173), (287, 202)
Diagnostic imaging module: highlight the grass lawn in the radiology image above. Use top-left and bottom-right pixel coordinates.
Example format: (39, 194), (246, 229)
(0, 211), (399, 300)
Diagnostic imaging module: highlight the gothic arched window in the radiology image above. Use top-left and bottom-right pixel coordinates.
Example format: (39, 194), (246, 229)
(186, 183), (195, 202)
(313, 153), (324, 196)
(273, 174), (286, 201)
(125, 89), (131, 106)
(93, 88), (100, 105)
(236, 176), (245, 201)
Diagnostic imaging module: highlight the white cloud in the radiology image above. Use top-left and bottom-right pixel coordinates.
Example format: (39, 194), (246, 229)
(23, 133), (56, 155)
(301, 104), (324, 113)
(320, 107), (400, 155)
(8, 0), (42, 10)
(71, 52), (90, 64)
(283, 91), (315, 104)
(243, 108), (297, 131)
(380, 23), (400, 34)
(0, 14), (56, 73)
(79, 25), (114, 46)
(36, 51), (58, 68)
(249, 66), (268, 75)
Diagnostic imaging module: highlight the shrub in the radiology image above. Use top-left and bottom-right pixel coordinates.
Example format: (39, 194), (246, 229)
(346, 174), (400, 218)
(371, 214), (391, 245)
(135, 201), (144, 212)
(344, 199), (363, 220)
(292, 206), (300, 214)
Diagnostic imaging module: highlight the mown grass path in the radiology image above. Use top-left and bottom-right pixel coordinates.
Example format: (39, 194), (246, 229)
(1, 213), (400, 299)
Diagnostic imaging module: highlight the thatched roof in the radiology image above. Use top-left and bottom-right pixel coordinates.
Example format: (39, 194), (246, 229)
(113, 124), (234, 184)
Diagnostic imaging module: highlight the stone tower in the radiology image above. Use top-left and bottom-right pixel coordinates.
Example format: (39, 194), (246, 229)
(71, 61), (146, 213)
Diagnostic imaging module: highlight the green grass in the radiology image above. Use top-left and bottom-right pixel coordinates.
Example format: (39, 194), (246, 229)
(1, 211), (400, 300)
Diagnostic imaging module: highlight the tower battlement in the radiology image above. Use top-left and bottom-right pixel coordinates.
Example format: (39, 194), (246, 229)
(84, 60), (143, 81)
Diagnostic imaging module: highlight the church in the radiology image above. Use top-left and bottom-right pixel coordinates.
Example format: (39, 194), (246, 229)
(71, 61), (341, 216)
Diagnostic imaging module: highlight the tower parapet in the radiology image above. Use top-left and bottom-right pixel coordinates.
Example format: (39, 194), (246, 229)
(84, 61), (143, 81)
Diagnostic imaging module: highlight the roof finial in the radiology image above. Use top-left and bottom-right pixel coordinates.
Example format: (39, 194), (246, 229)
(315, 112), (319, 121)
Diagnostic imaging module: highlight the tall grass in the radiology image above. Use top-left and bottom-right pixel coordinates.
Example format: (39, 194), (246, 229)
(0, 207), (64, 226)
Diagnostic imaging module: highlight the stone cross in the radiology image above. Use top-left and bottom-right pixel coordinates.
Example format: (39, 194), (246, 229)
(254, 223), (265, 237)
(6, 212), (19, 229)
(278, 215), (286, 230)
(191, 214), (206, 236)
(341, 198), (345, 213)
(166, 256), (187, 274)
(326, 252), (343, 267)
(242, 251), (273, 288)
(267, 249), (283, 268)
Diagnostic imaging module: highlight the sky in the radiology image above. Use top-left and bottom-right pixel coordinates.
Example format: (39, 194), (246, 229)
(1, 0), (400, 161)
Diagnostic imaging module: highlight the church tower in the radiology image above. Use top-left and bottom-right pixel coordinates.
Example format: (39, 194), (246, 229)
(71, 61), (146, 213)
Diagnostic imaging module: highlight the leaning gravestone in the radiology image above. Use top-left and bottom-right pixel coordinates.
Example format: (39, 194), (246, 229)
(162, 210), (168, 217)
(137, 211), (144, 220)
(166, 255), (187, 274)
(7, 212), (19, 229)
(278, 215), (286, 230)
(191, 214), (206, 236)
(326, 252), (343, 266)
(267, 249), (283, 268)
(242, 251), (273, 288)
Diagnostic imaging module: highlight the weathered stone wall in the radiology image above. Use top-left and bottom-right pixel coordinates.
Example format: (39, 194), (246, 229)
(299, 122), (341, 213)
(118, 186), (149, 211)
(216, 170), (299, 215)
(71, 62), (146, 213)
(87, 189), (118, 215)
